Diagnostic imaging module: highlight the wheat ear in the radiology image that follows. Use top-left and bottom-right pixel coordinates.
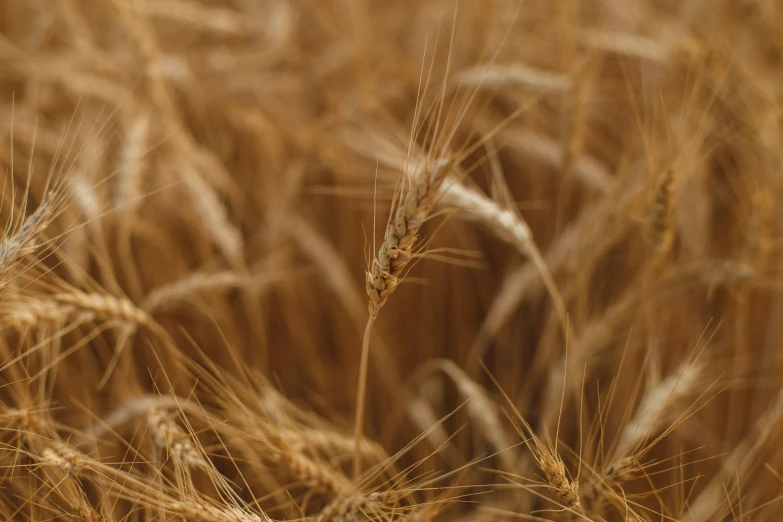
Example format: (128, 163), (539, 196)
(0, 193), (58, 288)
(52, 291), (151, 325)
(470, 172), (645, 363)
(439, 177), (568, 344)
(147, 408), (207, 470)
(453, 63), (571, 93)
(618, 359), (702, 452)
(365, 157), (453, 315)
(355, 156), (454, 479)
(511, 413), (582, 512)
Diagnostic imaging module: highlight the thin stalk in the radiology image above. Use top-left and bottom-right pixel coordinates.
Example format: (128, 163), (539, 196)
(353, 314), (376, 479)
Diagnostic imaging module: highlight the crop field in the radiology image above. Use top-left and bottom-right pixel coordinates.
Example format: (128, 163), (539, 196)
(0, 1), (782, 520)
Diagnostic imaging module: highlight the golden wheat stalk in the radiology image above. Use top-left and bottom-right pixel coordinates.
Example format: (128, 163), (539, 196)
(355, 155), (455, 478)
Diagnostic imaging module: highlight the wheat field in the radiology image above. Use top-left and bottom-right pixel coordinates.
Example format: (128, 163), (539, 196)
(1, 1), (782, 520)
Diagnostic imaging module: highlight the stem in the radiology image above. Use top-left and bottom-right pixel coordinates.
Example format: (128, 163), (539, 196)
(353, 314), (376, 480)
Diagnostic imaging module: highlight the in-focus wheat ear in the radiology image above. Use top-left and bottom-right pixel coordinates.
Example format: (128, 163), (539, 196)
(354, 156), (454, 480)
(365, 157), (453, 316)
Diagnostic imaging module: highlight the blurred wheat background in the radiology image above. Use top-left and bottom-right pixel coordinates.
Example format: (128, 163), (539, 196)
(1, 0), (782, 520)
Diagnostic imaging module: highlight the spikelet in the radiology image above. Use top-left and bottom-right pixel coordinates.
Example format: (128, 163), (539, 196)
(604, 456), (636, 485)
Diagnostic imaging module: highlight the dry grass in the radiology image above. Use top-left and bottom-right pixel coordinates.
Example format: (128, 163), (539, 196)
(2, 1), (783, 521)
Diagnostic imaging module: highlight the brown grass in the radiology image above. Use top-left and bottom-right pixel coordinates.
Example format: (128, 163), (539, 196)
(2, 1), (783, 521)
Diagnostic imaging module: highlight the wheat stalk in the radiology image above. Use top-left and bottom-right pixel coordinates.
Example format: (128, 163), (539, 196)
(355, 155), (455, 478)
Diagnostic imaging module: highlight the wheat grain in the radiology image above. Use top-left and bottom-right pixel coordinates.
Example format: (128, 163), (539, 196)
(509, 399), (582, 512)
